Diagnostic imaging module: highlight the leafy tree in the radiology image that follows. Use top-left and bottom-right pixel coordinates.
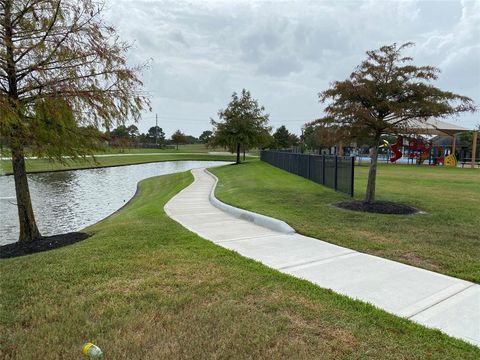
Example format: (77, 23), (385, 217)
(211, 89), (271, 164)
(318, 43), (475, 203)
(301, 120), (348, 153)
(110, 125), (129, 139)
(109, 125), (130, 150)
(147, 126), (165, 144)
(459, 125), (480, 153)
(199, 130), (213, 144)
(127, 125), (139, 140)
(273, 125), (298, 149)
(0, 0), (148, 242)
(300, 123), (318, 150)
(171, 129), (187, 150)
(289, 133), (300, 147)
(185, 135), (199, 144)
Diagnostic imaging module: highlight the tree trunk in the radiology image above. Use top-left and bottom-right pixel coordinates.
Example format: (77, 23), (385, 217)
(4, 2), (40, 242)
(176, 143), (178, 150)
(243, 148), (246, 161)
(365, 135), (381, 204)
(11, 145), (42, 242)
(236, 143), (241, 164)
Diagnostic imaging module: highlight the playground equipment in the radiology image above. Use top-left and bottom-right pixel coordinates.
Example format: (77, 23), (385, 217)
(408, 138), (432, 164)
(388, 135), (458, 166)
(389, 136), (403, 162)
(444, 154), (457, 167)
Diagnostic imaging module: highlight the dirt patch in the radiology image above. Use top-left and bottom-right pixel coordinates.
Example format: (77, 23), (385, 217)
(0, 232), (89, 259)
(334, 200), (418, 215)
(398, 252), (443, 271)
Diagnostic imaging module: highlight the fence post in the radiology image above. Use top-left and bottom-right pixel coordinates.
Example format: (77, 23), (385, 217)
(334, 156), (338, 191)
(350, 156), (355, 197)
(307, 154), (311, 180)
(322, 155), (326, 185)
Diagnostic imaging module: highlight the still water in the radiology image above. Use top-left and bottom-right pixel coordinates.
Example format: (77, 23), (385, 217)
(0, 161), (229, 245)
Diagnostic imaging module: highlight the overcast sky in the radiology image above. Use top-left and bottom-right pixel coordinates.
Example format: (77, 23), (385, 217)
(105, 0), (480, 137)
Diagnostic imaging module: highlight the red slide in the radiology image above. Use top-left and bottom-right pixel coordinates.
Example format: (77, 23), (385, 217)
(390, 136), (403, 163)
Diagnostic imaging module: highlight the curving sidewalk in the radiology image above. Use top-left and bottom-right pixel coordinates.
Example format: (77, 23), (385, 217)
(164, 168), (480, 347)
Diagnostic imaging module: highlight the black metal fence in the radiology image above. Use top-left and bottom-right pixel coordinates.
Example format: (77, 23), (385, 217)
(260, 150), (355, 196)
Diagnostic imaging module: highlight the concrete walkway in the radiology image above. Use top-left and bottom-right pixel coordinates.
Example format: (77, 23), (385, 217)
(164, 168), (480, 347)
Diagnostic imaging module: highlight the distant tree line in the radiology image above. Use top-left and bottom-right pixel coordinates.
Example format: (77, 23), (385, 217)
(106, 126), (210, 149)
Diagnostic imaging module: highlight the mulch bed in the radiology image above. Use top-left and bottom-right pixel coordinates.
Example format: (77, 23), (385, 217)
(334, 200), (418, 215)
(0, 232), (90, 259)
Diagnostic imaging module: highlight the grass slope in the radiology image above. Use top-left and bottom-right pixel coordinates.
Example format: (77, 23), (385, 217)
(1, 171), (478, 359)
(0, 143), (212, 157)
(98, 143), (212, 154)
(211, 161), (480, 283)
(0, 153), (241, 175)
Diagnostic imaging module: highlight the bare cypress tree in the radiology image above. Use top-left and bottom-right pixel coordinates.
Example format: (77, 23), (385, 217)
(0, 0), (149, 242)
(318, 43), (475, 203)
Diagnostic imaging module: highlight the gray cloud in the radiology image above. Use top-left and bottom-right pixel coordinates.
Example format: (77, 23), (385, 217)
(106, 0), (480, 137)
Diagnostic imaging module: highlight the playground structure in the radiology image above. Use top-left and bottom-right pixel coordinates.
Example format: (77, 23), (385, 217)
(386, 136), (458, 166)
(385, 119), (478, 168)
(331, 119), (477, 168)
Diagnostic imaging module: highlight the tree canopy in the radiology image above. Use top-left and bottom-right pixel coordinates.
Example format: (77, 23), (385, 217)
(147, 126), (165, 144)
(318, 42), (475, 203)
(0, 0), (149, 242)
(1, 0), (149, 159)
(273, 125), (299, 149)
(199, 130), (213, 144)
(210, 89), (271, 164)
(301, 120), (348, 153)
(171, 129), (187, 150)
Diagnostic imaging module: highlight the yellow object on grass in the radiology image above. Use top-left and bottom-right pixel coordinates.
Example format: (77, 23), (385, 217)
(82, 342), (103, 358)
(445, 154), (457, 167)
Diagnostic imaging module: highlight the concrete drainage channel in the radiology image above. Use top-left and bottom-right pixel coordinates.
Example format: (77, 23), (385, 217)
(164, 168), (480, 347)
(205, 170), (296, 234)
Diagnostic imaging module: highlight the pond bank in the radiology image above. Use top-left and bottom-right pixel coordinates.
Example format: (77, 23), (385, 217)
(0, 153), (241, 175)
(0, 160), (230, 245)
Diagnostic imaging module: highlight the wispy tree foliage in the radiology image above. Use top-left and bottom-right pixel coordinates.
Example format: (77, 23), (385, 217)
(318, 42), (475, 203)
(210, 89), (271, 164)
(0, 0), (149, 242)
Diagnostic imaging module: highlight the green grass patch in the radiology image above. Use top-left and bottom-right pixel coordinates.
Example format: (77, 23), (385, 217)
(0, 143), (212, 157)
(1, 171), (478, 358)
(98, 143), (212, 154)
(210, 161), (480, 283)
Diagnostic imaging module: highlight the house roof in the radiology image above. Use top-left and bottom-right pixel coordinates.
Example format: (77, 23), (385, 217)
(405, 118), (470, 136)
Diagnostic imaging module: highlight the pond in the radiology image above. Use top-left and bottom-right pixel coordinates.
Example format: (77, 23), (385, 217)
(0, 161), (229, 245)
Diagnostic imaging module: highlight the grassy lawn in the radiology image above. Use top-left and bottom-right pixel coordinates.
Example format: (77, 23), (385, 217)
(96, 144), (260, 155)
(0, 153), (242, 175)
(98, 143), (212, 154)
(211, 160), (480, 283)
(0, 143), (212, 156)
(1, 171), (478, 359)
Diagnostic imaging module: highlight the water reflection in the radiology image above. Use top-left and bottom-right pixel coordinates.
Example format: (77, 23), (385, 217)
(0, 161), (229, 245)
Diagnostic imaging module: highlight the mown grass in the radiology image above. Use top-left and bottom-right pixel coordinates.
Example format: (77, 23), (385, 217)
(1, 171), (478, 359)
(98, 143), (212, 154)
(0, 143), (212, 157)
(211, 160), (480, 283)
(0, 153), (243, 175)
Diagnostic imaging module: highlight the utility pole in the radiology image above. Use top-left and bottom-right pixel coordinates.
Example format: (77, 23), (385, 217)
(155, 113), (158, 147)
